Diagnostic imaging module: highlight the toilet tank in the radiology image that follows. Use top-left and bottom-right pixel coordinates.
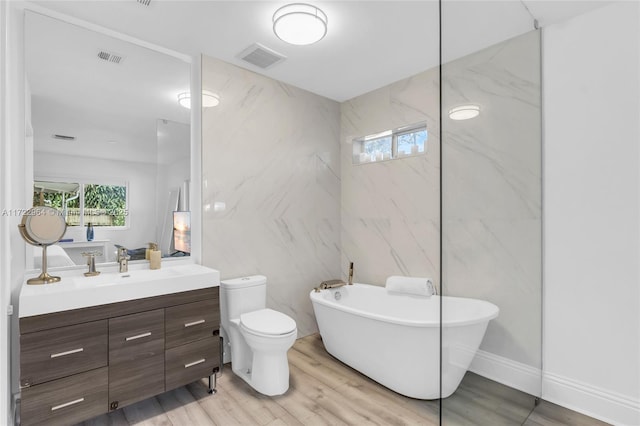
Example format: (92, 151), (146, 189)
(220, 275), (267, 334)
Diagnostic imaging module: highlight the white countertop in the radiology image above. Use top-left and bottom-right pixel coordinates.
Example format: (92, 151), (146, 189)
(19, 259), (220, 318)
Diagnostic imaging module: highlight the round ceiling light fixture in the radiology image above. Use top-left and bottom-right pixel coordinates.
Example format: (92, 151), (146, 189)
(178, 90), (220, 109)
(273, 3), (328, 46)
(448, 105), (480, 120)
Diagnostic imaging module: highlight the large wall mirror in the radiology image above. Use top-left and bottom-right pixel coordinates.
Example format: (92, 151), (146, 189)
(25, 10), (191, 269)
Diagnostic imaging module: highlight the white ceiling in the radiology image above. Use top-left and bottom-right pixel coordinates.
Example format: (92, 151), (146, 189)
(31, 0), (612, 102)
(26, 0), (613, 162)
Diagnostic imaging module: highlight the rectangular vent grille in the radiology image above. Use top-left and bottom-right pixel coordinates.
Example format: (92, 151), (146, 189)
(237, 43), (286, 69)
(52, 134), (76, 141)
(137, 0), (151, 5)
(97, 50), (124, 64)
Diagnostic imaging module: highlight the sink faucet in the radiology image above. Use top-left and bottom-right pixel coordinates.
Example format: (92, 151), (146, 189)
(82, 251), (101, 277)
(117, 247), (130, 273)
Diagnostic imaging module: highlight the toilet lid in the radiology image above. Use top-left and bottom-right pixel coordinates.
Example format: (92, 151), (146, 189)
(240, 309), (296, 336)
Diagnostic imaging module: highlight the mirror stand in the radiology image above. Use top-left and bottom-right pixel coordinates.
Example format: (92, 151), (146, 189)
(27, 244), (61, 284)
(18, 206), (67, 285)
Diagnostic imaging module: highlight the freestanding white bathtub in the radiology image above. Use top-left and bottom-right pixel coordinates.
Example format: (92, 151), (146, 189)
(310, 283), (499, 399)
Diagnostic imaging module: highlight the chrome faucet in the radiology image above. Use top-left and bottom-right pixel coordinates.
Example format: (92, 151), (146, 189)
(117, 247), (130, 273)
(348, 262), (354, 285)
(82, 251), (101, 277)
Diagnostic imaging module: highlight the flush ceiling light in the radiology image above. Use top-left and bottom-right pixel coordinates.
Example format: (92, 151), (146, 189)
(177, 90), (220, 109)
(448, 105), (480, 120)
(273, 3), (328, 45)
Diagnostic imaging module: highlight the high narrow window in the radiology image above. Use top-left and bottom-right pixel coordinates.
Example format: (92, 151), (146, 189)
(352, 123), (427, 165)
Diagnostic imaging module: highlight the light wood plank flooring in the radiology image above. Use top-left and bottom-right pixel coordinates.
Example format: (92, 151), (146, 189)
(77, 334), (610, 426)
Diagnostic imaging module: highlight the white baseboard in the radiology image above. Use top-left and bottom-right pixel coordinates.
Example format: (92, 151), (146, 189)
(469, 349), (542, 396)
(543, 372), (640, 426)
(468, 350), (640, 425)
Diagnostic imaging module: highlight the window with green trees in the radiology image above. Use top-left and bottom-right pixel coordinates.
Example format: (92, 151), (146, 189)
(34, 180), (128, 227)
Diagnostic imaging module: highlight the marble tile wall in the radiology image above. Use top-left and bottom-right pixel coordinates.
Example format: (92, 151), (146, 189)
(201, 56), (341, 337)
(202, 30), (540, 365)
(442, 30), (541, 368)
(340, 69), (441, 287)
(341, 30), (541, 369)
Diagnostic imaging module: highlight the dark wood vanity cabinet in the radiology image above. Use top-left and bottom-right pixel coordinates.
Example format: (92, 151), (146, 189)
(19, 287), (220, 426)
(108, 308), (166, 410)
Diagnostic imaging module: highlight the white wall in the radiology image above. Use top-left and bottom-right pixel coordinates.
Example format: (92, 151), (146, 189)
(0, 2), (10, 422)
(544, 2), (640, 425)
(1, 2), (27, 422)
(34, 151), (157, 260)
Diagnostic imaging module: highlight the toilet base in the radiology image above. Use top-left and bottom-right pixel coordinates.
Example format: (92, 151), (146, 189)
(225, 317), (296, 397)
(231, 352), (290, 396)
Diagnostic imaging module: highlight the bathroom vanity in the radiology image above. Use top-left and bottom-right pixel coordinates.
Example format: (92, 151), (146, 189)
(18, 262), (221, 426)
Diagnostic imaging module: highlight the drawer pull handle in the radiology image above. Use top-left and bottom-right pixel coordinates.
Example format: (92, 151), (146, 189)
(185, 359), (205, 368)
(184, 319), (205, 328)
(50, 348), (83, 358)
(125, 332), (151, 341)
(51, 397), (84, 411)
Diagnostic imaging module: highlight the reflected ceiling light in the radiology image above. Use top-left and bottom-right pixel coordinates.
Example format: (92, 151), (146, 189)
(448, 105), (480, 120)
(177, 90), (220, 109)
(273, 3), (328, 45)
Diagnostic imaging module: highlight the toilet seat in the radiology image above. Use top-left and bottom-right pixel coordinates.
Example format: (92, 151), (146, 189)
(240, 308), (296, 336)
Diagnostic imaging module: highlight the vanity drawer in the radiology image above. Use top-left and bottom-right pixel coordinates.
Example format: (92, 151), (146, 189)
(165, 337), (219, 391)
(21, 366), (108, 426)
(109, 309), (164, 364)
(20, 320), (108, 387)
(165, 298), (219, 348)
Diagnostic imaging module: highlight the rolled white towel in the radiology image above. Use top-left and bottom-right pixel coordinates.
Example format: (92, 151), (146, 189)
(385, 275), (434, 297)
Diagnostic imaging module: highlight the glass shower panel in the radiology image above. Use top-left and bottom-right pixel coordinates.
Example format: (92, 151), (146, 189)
(440, 2), (543, 424)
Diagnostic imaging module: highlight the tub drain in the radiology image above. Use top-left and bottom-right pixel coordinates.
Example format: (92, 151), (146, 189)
(334, 291), (341, 300)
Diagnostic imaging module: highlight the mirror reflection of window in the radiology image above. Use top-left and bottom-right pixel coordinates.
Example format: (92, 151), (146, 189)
(83, 184), (127, 227)
(33, 181), (80, 225)
(33, 180), (128, 228)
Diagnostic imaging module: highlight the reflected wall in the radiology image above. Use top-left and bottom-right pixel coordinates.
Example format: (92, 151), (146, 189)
(441, 26), (542, 425)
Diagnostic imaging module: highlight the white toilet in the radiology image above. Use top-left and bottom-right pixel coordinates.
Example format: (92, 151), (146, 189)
(220, 275), (297, 396)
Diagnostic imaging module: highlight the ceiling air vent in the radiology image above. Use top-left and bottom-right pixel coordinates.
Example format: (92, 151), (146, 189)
(137, 0), (151, 6)
(237, 43), (286, 69)
(97, 49), (125, 64)
(52, 134), (76, 141)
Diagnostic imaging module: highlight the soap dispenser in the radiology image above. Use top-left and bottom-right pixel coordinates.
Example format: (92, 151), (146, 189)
(86, 222), (94, 241)
(145, 242), (154, 260)
(149, 242), (161, 270)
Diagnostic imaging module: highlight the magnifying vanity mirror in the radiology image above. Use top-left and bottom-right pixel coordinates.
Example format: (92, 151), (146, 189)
(18, 206), (67, 284)
(25, 11), (192, 270)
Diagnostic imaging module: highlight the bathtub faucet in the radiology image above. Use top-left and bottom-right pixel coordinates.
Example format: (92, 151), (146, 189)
(314, 279), (347, 292)
(348, 262), (354, 285)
